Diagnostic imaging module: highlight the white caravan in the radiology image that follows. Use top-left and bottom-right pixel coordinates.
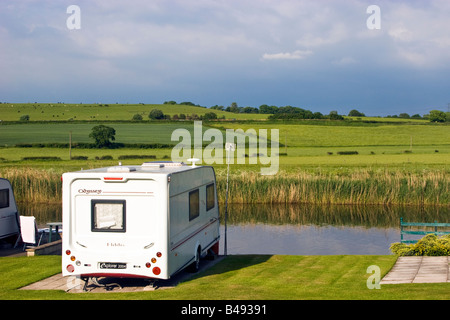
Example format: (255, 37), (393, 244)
(0, 178), (20, 240)
(62, 161), (220, 280)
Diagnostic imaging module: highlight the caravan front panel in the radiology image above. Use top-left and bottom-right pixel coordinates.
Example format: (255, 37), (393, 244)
(62, 173), (169, 279)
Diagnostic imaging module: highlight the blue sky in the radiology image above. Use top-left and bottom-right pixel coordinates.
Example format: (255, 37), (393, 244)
(1, 0), (450, 116)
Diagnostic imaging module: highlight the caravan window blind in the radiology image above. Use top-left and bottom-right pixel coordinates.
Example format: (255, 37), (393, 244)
(0, 189), (9, 209)
(91, 200), (126, 232)
(206, 183), (215, 211)
(189, 189), (200, 221)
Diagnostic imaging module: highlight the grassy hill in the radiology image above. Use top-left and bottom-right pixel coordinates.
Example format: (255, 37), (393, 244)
(0, 103), (268, 121)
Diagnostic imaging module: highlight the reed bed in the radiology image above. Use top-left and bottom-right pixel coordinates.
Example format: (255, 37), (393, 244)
(215, 169), (449, 206)
(0, 168), (62, 203)
(0, 167), (448, 206)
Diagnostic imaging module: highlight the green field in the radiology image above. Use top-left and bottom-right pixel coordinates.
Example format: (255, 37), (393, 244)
(1, 254), (449, 300)
(0, 121), (448, 168)
(0, 122), (203, 146)
(0, 106), (448, 206)
(0, 103), (268, 121)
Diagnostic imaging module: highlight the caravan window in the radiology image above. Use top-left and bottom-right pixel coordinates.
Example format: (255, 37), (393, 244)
(189, 189), (199, 221)
(91, 200), (126, 232)
(0, 189), (9, 209)
(206, 183), (215, 211)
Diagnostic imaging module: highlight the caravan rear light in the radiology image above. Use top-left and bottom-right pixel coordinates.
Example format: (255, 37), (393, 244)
(66, 265), (75, 273)
(156, 252), (162, 258)
(145, 262), (151, 268)
(151, 258), (157, 263)
(70, 256), (76, 261)
(103, 177), (124, 181)
(152, 267), (161, 275)
(65, 250), (71, 255)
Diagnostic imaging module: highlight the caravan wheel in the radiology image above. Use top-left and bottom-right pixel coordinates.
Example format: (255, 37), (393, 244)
(188, 247), (201, 273)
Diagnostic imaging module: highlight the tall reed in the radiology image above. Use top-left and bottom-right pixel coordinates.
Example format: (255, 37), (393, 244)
(216, 169), (449, 206)
(0, 167), (448, 206)
(0, 168), (62, 203)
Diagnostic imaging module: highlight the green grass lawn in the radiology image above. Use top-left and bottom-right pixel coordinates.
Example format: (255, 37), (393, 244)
(0, 255), (449, 300)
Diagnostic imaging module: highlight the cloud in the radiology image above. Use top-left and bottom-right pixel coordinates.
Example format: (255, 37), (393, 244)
(332, 57), (358, 66)
(0, 0), (450, 115)
(262, 50), (313, 60)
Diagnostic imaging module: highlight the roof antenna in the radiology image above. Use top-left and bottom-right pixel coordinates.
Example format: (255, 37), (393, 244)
(187, 158), (200, 167)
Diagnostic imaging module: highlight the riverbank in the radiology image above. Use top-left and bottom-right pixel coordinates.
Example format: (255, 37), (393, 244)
(1, 166), (448, 206)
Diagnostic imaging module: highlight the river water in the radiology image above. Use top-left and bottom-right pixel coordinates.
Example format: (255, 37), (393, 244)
(19, 202), (449, 256)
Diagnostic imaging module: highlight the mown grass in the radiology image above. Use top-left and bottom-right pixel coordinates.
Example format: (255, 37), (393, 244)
(1, 255), (449, 300)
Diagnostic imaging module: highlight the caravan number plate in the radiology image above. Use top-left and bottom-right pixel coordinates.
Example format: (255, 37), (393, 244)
(99, 262), (127, 269)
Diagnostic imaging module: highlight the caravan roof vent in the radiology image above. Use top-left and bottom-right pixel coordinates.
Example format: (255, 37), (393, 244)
(107, 166), (136, 173)
(142, 161), (185, 168)
(142, 162), (164, 168)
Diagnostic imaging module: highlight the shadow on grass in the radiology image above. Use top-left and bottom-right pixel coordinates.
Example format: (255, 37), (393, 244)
(70, 254), (272, 293)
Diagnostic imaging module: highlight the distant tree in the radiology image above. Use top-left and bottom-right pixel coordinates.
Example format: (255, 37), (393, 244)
(328, 111), (344, 120)
(132, 113), (143, 121)
(202, 112), (217, 120)
(312, 112), (324, 119)
(210, 105), (224, 111)
(259, 104), (278, 114)
(348, 109), (365, 117)
(240, 106), (259, 113)
(179, 113), (186, 120)
(180, 101), (199, 106)
(225, 102), (240, 113)
(428, 110), (446, 122)
(399, 113), (410, 119)
(149, 109), (164, 120)
(89, 125), (116, 148)
(19, 114), (30, 121)
(411, 114), (422, 119)
(163, 101), (177, 105)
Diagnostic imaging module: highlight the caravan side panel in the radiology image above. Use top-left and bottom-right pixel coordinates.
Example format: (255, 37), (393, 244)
(0, 179), (19, 240)
(168, 167), (220, 276)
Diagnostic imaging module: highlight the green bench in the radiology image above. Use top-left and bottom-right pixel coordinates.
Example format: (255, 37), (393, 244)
(400, 217), (450, 244)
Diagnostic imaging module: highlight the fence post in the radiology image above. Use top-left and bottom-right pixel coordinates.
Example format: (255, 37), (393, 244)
(400, 217), (404, 243)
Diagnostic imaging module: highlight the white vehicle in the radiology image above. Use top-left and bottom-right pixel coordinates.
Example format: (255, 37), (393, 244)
(0, 178), (20, 240)
(62, 161), (220, 280)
